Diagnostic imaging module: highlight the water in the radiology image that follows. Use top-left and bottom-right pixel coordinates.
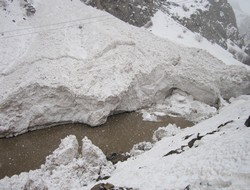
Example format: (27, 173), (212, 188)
(0, 112), (193, 179)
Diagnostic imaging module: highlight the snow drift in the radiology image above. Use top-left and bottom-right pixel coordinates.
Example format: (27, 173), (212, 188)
(0, 0), (250, 137)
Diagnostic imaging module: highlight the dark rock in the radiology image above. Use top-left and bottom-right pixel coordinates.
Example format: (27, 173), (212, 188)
(91, 183), (135, 190)
(245, 116), (250, 127)
(183, 134), (193, 140)
(81, 0), (158, 27)
(23, 3), (36, 16)
(217, 120), (233, 129)
(106, 152), (129, 164)
(188, 133), (203, 148)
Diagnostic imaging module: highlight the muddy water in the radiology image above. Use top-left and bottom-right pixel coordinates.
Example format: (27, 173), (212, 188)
(0, 112), (192, 179)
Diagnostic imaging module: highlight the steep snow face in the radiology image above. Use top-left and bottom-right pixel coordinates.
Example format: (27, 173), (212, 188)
(0, 0), (250, 137)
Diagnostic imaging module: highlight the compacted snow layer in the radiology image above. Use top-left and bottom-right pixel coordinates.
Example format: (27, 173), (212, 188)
(0, 0), (250, 137)
(1, 96), (249, 190)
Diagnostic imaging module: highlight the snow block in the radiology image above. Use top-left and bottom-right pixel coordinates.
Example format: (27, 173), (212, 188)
(0, 0), (250, 137)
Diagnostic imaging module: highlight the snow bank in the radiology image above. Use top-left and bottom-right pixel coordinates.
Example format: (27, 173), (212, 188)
(0, 0), (250, 137)
(0, 135), (114, 190)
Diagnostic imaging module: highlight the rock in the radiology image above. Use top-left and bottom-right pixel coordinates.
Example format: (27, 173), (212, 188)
(245, 116), (250, 127)
(106, 152), (129, 164)
(90, 183), (136, 190)
(91, 183), (114, 190)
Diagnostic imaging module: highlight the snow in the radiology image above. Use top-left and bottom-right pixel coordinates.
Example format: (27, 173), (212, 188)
(1, 96), (249, 190)
(164, 0), (210, 19)
(141, 89), (218, 123)
(149, 10), (249, 68)
(0, 0), (250, 137)
(0, 135), (114, 190)
(101, 95), (250, 190)
(0, 0), (250, 189)
(141, 111), (158, 122)
(152, 123), (181, 142)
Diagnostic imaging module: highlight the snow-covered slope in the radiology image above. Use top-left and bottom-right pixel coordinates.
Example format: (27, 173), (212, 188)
(105, 95), (250, 190)
(1, 95), (249, 190)
(0, 0), (250, 137)
(149, 10), (247, 67)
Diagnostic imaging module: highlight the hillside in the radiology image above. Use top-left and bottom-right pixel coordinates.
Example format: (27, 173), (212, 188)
(83, 0), (250, 65)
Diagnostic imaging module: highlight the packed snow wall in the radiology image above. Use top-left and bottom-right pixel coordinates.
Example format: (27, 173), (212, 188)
(0, 0), (250, 137)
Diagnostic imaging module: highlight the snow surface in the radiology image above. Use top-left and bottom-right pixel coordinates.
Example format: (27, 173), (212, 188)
(0, 0), (250, 137)
(100, 95), (250, 190)
(1, 96), (249, 190)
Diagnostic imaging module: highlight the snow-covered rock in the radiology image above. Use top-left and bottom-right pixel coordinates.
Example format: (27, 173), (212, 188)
(0, 135), (114, 189)
(0, 0), (250, 137)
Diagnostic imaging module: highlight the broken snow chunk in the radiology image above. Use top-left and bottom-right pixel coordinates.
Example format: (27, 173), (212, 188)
(82, 137), (107, 166)
(81, 137), (114, 178)
(45, 135), (79, 169)
(130, 141), (153, 156)
(141, 111), (158, 122)
(153, 124), (181, 142)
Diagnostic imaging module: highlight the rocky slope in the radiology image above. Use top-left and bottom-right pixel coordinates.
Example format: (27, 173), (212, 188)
(228, 0), (250, 60)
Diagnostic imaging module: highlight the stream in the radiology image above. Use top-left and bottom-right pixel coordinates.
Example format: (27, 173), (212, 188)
(0, 112), (193, 179)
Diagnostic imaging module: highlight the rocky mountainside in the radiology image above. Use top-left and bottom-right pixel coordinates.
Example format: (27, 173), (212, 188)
(82, 0), (248, 64)
(228, 0), (250, 56)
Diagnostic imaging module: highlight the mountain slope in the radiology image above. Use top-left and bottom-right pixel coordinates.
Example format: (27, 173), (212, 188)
(83, 0), (249, 64)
